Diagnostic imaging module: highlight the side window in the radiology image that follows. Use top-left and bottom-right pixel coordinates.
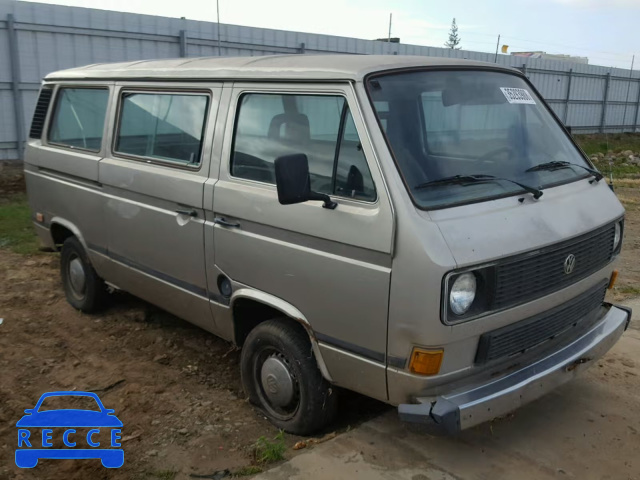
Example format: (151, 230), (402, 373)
(115, 92), (209, 166)
(231, 93), (376, 201)
(48, 88), (109, 151)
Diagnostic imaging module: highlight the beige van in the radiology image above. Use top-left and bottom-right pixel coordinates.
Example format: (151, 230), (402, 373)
(24, 55), (631, 435)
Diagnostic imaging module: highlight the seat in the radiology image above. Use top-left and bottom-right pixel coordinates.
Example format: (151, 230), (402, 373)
(268, 113), (311, 143)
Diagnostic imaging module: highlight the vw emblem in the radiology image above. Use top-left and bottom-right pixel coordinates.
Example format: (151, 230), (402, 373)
(564, 254), (576, 274)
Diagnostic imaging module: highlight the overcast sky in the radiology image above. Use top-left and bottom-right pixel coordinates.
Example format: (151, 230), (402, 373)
(23, 0), (639, 69)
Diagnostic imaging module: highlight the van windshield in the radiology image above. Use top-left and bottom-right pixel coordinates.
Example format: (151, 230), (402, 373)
(367, 70), (592, 209)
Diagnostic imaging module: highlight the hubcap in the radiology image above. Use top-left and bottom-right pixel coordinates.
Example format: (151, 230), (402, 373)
(68, 256), (86, 296)
(260, 355), (295, 408)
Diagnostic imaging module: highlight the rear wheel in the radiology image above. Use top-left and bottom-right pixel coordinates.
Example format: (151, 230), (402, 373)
(60, 236), (108, 312)
(241, 319), (337, 435)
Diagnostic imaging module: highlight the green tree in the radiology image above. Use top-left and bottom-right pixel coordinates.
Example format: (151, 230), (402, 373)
(445, 18), (461, 49)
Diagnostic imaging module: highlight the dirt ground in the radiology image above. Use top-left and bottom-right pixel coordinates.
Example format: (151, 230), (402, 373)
(0, 249), (386, 480)
(1, 160), (639, 479)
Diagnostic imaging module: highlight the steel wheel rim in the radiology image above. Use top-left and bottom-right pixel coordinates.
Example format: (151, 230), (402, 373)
(254, 347), (300, 420)
(67, 254), (87, 300)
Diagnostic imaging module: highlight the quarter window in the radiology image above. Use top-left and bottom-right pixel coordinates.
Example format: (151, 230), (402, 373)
(231, 93), (376, 201)
(48, 88), (109, 151)
(115, 92), (209, 166)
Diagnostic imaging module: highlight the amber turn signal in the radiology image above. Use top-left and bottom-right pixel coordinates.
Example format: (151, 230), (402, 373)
(608, 270), (619, 290)
(409, 348), (444, 376)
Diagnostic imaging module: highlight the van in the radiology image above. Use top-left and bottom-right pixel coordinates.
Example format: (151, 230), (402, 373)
(24, 55), (631, 435)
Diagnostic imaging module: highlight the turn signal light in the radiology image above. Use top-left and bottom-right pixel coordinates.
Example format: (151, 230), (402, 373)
(409, 348), (443, 376)
(608, 270), (619, 290)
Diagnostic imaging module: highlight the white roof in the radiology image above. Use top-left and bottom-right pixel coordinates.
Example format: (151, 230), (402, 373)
(45, 54), (515, 82)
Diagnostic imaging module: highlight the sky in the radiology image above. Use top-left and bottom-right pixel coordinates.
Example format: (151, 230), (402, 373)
(22, 0), (639, 69)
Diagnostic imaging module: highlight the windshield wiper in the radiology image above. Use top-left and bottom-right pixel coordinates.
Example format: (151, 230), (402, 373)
(525, 161), (603, 183)
(414, 174), (543, 199)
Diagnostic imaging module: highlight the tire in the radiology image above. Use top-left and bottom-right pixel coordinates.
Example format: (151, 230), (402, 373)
(60, 236), (108, 313)
(241, 319), (337, 435)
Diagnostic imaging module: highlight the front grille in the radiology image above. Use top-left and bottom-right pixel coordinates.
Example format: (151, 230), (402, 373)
(493, 223), (615, 310)
(475, 280), (608, 365)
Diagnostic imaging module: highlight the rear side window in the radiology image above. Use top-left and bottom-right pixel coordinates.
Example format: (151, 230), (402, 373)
(48, 88), (109, 151)
(115, 92), (209, 166)
(231, 93), (376, 202)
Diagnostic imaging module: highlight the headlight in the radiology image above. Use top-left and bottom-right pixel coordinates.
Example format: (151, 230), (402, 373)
(613, 222), (621, 251)
(449, 273), (477, 315)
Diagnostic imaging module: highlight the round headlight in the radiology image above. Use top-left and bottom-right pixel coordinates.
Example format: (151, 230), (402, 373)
(613, 222), (621, 251)
(450, 273), (477, 315)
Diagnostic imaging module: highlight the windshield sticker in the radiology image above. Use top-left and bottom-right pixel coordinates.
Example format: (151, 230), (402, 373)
(500, 87), (536, 104)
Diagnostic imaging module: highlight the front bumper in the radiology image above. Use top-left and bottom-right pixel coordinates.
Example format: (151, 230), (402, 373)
(398, 303), (631, 434)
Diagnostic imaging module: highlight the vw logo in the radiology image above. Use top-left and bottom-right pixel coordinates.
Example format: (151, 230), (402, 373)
(564, 254), (576, 274)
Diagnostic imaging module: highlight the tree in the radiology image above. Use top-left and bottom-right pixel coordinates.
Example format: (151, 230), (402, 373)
(445, 18), (461, 49)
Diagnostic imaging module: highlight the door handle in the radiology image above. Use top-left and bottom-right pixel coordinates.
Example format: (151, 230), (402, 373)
(176, 209), (198, 217)
(214, 217), (240, 228)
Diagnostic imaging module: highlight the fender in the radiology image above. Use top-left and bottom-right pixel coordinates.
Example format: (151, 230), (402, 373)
(48, 217), (89, 252)
(230, 288), (333, 383)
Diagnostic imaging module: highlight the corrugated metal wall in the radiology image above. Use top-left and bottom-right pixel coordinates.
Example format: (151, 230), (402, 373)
(1, 0), (639, 160)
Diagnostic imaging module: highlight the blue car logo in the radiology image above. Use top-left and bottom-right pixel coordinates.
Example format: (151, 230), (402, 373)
(16, 391), (123, 468)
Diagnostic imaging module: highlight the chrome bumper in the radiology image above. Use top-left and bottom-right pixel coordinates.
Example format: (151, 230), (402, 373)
(398, 304), (631, 434)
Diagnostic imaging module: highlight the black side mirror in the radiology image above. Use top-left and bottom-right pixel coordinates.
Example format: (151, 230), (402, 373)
(274, 154), (337, 209)
(566, 126), (573, 135)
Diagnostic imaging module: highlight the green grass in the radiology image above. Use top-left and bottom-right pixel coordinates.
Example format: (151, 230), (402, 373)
(233, 466), (263, 477)
(0, 194), (40, 255)
(616, 285), (640, 296)
(254, 431), (286, 465)
(574, 133), (640, 156)
(591, 161), (640, 179)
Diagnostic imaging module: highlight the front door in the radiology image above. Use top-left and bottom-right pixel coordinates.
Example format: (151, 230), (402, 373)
(100, 84), (221, 331)
(213, 83), (394, 400)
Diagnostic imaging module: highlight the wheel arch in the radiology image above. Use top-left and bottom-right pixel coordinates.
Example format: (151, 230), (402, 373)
(49, 217), (88, 252)
(230, 288), (333, 383)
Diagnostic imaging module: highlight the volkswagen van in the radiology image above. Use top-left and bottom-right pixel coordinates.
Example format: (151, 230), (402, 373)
(24, 55), (631, 434)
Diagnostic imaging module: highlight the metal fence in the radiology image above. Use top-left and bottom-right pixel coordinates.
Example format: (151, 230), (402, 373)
(1, 0), (639, 161)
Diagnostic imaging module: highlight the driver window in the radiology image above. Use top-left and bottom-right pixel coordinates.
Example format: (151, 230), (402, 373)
(231, 92), (376, 201)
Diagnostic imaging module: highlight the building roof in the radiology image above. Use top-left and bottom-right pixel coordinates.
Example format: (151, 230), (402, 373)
(45, 54), (515, 82)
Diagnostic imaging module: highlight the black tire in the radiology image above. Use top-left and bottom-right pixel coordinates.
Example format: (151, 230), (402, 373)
(241, 319), (338, 435)
(60, 236), (108, 313)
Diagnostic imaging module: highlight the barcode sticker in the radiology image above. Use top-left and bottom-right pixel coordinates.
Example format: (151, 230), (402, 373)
(500, 87), (536, 104)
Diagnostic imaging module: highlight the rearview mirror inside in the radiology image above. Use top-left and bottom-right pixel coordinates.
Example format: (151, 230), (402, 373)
(274, 154), (337, 209)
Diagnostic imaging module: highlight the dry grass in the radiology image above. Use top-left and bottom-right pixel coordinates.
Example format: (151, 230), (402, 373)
(617, 194), (640, 206)
(615, 178), (640, 188)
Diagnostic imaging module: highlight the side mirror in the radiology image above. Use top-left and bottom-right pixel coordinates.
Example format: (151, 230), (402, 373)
(566, 126), (573, 135)
(24, 409), (34, 414)
(105, 409), (116, 414)
(274, 154), (337, 209)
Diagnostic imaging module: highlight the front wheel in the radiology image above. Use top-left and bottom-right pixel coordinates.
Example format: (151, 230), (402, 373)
(60, 236), (108, 313)
(241, 319), (337, 435)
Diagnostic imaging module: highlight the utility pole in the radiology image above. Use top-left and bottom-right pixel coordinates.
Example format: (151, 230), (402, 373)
(494, 34), (500, 63)
(216, 0), (221, 56)
(388, 13), (392, 43)
(622, 54), (635, 132)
